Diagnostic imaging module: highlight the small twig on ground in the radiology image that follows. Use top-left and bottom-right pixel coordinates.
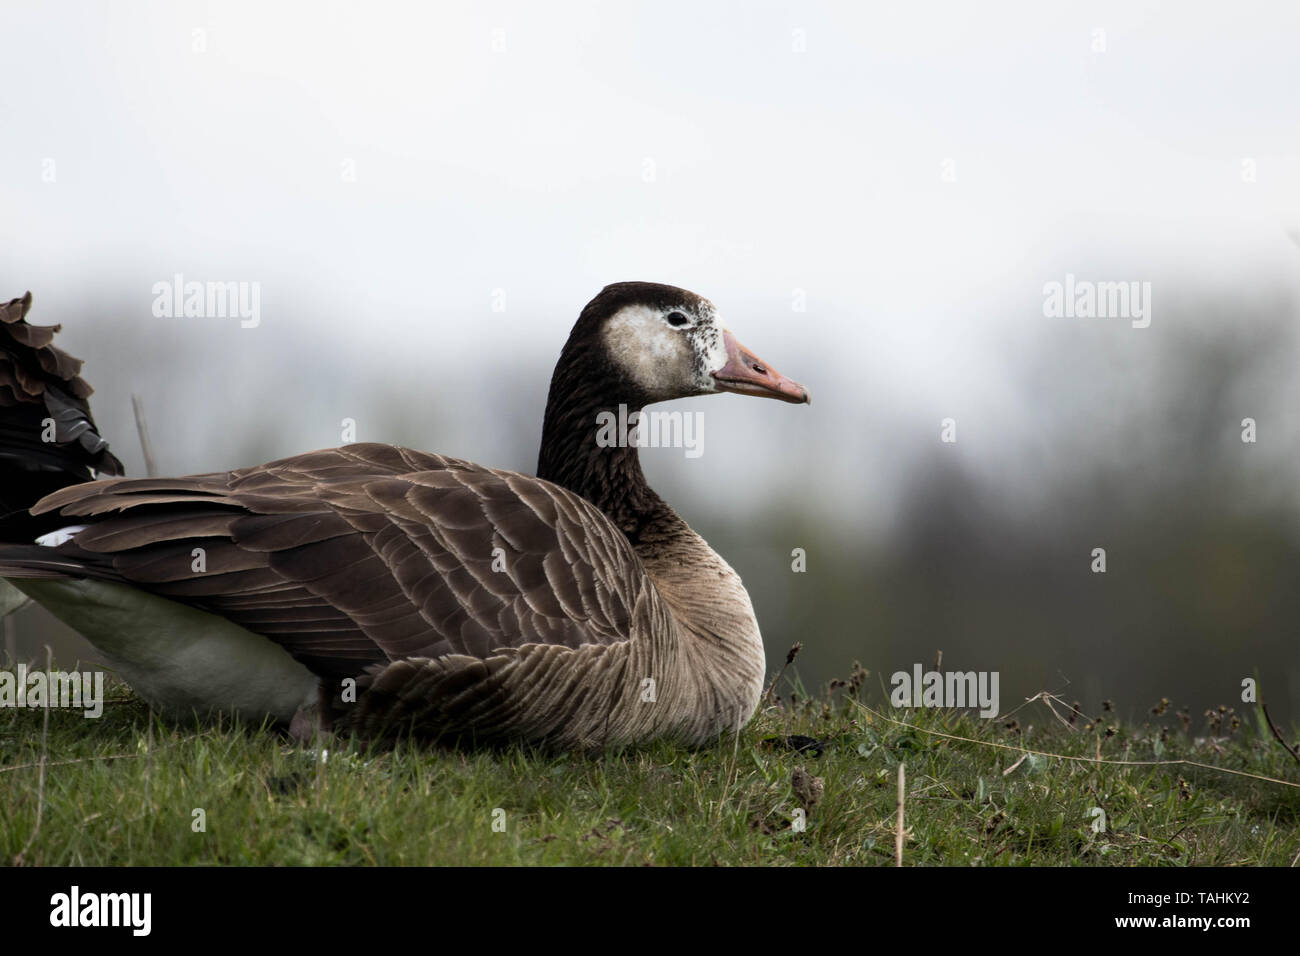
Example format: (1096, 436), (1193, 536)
(1262, 703), (1300, 767)
(854, 700), (1300, 790)
(144, 713), (153, 806)
(762, 643), (802, 706)
(315, 739), (327, 801)
(1, 752), (142, 774)
(131, 393), (158, 477)
(3, 614), (15, 666)
(15, 646), (53, 865)
(0, 731), (203, 775)
(895, 761), (906, 867)
(1031, 691), (1083, 731)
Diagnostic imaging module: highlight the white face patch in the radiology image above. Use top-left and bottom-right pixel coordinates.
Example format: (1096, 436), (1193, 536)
(701, 321), (727, 375)
(602, 304), (698, 398)
(687, 298), (727, 378)
(601, 299), (731, 400)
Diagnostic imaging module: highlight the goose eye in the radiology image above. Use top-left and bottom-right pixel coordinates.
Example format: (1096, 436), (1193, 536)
(665, 311), (690, 328)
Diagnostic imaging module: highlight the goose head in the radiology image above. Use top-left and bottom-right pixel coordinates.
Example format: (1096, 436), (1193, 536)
(564, 281), (810, 407)
(538, 282), (809, 523)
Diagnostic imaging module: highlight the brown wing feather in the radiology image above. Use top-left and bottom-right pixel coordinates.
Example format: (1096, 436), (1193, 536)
(32, 443), (647, 681)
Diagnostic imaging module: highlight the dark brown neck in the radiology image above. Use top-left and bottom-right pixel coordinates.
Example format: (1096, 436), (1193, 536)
(535, 342), (677, 543)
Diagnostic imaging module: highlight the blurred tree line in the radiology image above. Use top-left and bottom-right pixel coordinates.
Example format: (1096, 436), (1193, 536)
(6, 284), (1298, 730)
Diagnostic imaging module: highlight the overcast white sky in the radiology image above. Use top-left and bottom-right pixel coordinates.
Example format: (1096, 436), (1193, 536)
(2, 1), (1298, 529)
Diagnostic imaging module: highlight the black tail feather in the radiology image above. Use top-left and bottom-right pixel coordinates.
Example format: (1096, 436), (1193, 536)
(0, 544), (121, 581)
(0, 292), (123, 541)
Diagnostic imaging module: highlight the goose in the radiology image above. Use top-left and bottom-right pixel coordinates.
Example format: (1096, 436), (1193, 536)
(0, 292), (123, 618)
(0, 283), (809, 749)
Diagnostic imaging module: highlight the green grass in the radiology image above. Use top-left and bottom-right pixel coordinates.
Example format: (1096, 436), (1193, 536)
(2, 673), (1297, 866)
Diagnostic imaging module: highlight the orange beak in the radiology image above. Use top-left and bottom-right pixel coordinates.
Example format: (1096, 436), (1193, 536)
(711, 329), (811, 405)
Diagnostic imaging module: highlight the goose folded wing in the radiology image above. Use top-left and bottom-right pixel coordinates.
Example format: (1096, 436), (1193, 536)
(31, 443), (645, 680)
